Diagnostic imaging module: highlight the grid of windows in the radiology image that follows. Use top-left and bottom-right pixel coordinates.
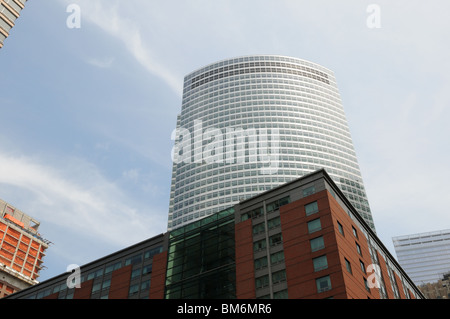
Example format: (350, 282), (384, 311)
(306, 201), (333, 297)
(19, 243), (163, 300)
(393, 230), (450, 285)
(246, 195), (289, 299)
(5, 170), (424, 300)
(165, 207), (236, 299)
(168, 55), (374, 231)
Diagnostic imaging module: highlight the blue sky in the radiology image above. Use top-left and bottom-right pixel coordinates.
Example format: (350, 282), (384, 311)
(1, 0), (449, 282)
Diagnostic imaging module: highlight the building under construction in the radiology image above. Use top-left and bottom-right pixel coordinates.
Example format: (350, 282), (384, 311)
(0, 199), (50, 298)
(0, 0), (29, 49)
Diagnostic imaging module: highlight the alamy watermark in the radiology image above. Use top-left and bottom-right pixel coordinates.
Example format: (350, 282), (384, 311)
(66, 264), (81, 289)
(366, 4), (381, 29)
(367, 263), (382, 289)
(66, 3), (81, 29)
(171, 120), (280, 175)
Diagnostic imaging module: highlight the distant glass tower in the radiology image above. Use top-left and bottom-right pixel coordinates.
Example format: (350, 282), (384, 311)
(168, 55), (375, 231)
(0, 0), (28, 49)
(393, 229), (450, 285)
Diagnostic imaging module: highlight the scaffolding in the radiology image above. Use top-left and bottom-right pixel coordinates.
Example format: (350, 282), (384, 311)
(0, 200), (49, 282)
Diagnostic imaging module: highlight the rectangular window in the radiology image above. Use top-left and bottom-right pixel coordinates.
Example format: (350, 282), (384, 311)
(102, 279), (111, 291)
(278, 196), (290, 207)
(267, 217), (281, 230)
(125, 254), (142, 266)
(316, 275), (332, 293)
(131, 268), (141, 280)
(360, 260), (366, 274)
(337, 221), (344, 236)
(128, 283), (139, 296)
(241, 213), (250, 221)
(142, 264), (153, 275)
(86, 269), (103, 281)
(105, 261), (121, 274)
(273, 289), (288, 299)
(254, 256), (268, 270)
(303, 185), (316, 197)
(253, 223), (265, 235)
(141, 280), (151, 291)
(266, 196), (290, 213)
(254, 239), (267, 251)
(307, 218), (321, 234)
(305, 201), (319, 216)
(272, 270), (286, 283)
(251, 207), (264, 218)
(95, 269), (103, 279)
(270, 251), (285, 264)
(255, 275), (270, 289)
(266, 200), (279, 213)
(352, 226), (358, 239)
(356, 242), (362, 256)
(345, 258), (352, 274)
(269, 233), (283, 246)
(310, 236), (325, 252)
(91, 282), (101, 294)
(144, 246), (163, 260)
(313, 255), (328, 272)
(364, 277), (370, 292)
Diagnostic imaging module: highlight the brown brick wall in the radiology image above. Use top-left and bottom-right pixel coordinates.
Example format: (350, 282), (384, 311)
(327, 192), (377, 299)
(235, 219), (256, 299)
(280, 190), (347, 299)
(73, 279), (93, 299)
(394, 272), (407, 299)
(108, 265), (132, 299)
(278, 189), (402, 299)
(43, 292), (59, 299)
(149, 251), (167, 299)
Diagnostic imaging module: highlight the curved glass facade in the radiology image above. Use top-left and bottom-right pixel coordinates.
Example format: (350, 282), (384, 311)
(168, 55), (375, 231)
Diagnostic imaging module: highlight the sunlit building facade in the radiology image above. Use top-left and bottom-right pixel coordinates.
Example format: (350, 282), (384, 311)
(169, 55), (375, 231)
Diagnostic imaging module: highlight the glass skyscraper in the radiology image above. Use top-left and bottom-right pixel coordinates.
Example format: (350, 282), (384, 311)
(168, 55), (374, 231)
(393, 229), (450, 285)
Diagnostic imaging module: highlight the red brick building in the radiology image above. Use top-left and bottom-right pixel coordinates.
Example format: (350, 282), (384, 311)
(234, 169), (421, 299)
(5, 170), (424, 299)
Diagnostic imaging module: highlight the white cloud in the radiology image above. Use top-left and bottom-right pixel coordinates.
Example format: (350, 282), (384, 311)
(87, 56), (115, 68)
(65, 0), (183, 96)
(122, 168), (139, 182)
(13, 0), (449, 272)
(0, 151), (166, 264)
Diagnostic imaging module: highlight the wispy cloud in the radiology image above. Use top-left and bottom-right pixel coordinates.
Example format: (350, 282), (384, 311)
(87, 56), (115, 68)
(0, 151), (165, 262)
(65, 0), (183, 96)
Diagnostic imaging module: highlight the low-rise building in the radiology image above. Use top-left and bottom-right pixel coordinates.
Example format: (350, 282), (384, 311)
(5, 169), (424, 299)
